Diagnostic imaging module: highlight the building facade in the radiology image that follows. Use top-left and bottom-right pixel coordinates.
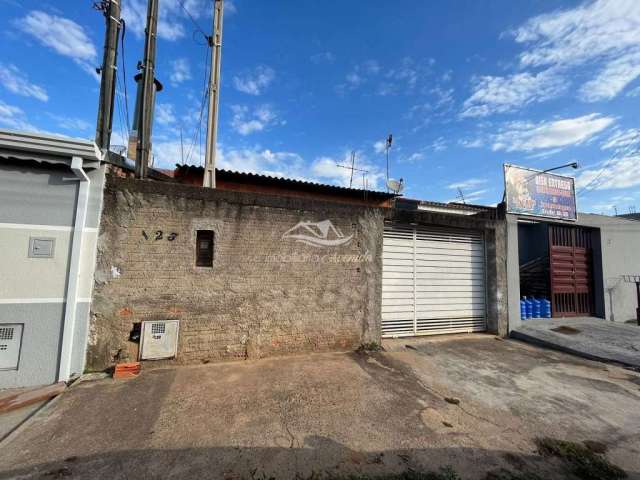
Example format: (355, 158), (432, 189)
(506, 212), (640, 331)
(0, 130), (105, 388)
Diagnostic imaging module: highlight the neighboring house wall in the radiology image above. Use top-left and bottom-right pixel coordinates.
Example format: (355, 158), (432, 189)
(576, 214), (640, 323)
(0, 159), (105, 388)
(507, 213), (640, 331)
(86, 175), (384, 371)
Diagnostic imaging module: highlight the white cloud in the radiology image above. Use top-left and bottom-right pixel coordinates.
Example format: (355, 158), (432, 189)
(373, 140), (387, 154)
(156, 103), (176, 126)
(16, 11), (97, 75)
(462, 0), (640, 116)
(580, 51), (640, 102)
(0, 63), (48, 102)
(430, 137), (447, 152)
(447, 178), (487, 190)
(169, 58), (191, 86)
(601, 128), (640, 152)
(491, 114), (614, 152)
(514, 0), (640, 101)
(230, 104), (280, 135)
(461, 69), (566, 117)
(233, 66), (275, 95)
(0, 100), (37, 131)
(458, 138), (484, 149)
(122, 0), (214, 41)
(49, 114), (91, 132)
(310, 52), (335, 64)
(403, 152), (424, 163)
(218, 147), (306, 179)
(576, 155), (640, 190)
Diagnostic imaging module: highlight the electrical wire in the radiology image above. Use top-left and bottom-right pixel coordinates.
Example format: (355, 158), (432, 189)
(120, 18), (131, 132)
(177, 0), (209, 42)
(185, 42), (211, 164)
(577, 129), (640, 195)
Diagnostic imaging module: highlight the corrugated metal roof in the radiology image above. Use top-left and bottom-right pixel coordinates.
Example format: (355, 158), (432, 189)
(174, 164), (395, 198)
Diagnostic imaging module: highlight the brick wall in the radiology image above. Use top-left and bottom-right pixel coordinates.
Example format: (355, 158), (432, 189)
(87, 176), (384, 371)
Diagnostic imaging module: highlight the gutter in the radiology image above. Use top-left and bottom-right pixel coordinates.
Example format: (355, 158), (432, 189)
(58, 157), (90, 382)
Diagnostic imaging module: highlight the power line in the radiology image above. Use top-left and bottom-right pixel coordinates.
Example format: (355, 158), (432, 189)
(177, 0), (209, 42)
(119, 18), (131, 132)
(185, 42), (211, 164)
(577, 130), (640, 196)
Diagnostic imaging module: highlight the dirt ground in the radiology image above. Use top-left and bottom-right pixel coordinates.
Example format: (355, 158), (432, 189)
(1, 335), (640, 479)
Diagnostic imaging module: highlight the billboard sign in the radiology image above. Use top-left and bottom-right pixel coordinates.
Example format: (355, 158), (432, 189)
(504, 164), (577, 221)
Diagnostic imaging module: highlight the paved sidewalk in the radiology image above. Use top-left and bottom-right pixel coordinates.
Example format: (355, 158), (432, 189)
(511, 317), (640, 368)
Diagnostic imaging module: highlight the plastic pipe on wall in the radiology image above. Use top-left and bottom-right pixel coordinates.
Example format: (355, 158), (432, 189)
(58, 156), (90, 382)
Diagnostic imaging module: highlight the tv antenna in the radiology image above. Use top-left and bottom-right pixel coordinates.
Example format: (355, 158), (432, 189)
(385, 133), (393, 192)
(335, 162), (369, 190)
(457, 187), (466, 204)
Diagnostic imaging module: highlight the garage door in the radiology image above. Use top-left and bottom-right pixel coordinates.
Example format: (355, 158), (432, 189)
(382, 223), (487, 337)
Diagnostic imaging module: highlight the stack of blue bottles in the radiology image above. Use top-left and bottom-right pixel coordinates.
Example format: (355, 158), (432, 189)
(532, 298), (541, 318)
(520, 297), (527, 320)
(525, 297), (533, 319)
(541, 298), (552, 318)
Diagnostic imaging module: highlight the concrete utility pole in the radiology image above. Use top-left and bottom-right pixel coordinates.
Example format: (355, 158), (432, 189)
(135, 0), (159, 179)
(95, 0), (122, 152)
(203, 0), (225, 188)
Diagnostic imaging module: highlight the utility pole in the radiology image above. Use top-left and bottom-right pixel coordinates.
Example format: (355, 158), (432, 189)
(95, 0), (121, 152)
(203, 0), (225, 188)
(135, 0), (159, 179)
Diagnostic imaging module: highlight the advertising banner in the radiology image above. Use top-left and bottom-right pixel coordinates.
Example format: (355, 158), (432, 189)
(504, 164), (577, 221)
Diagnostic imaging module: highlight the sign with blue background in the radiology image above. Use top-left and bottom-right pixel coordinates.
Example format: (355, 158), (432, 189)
(504, 164), (577, 221)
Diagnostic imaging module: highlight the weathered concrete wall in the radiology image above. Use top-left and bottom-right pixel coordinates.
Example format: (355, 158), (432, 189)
(386, 208), (508, 336)
(87, 176), (384, 370)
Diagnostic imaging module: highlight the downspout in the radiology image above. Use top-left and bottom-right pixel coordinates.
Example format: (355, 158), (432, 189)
(58, 156), (90, 382)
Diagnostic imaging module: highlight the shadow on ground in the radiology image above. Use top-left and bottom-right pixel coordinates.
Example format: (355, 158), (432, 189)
(0, 438), (629, 480)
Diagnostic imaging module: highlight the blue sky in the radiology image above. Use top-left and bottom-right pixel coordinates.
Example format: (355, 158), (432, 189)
(1, 0), (640, 213)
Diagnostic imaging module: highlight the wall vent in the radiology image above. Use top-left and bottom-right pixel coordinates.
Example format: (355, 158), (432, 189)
(140, 320), (179, 360)
(0, 324), (23, 370)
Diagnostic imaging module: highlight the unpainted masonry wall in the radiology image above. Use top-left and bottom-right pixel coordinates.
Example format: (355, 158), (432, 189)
(87, 176), (384, 370)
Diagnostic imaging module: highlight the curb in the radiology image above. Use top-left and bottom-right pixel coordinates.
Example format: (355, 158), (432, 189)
(509, 330), (639, 369)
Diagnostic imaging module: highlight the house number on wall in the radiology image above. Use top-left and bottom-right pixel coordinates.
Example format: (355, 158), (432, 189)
(142, 230), (178, 241)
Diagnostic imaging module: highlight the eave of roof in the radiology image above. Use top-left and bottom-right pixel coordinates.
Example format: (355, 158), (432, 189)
(174, 164), (396, 199)
(0, 129), (102, 164)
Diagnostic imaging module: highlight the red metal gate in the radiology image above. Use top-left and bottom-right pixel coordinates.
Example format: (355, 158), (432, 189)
(549, 225), (594, 317)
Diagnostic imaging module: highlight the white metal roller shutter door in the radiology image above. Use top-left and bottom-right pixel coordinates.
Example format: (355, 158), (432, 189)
(382, 223), (487, 337)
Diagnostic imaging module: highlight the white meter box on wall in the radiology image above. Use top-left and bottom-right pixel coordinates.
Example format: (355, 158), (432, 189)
(140, 320), (180, 360)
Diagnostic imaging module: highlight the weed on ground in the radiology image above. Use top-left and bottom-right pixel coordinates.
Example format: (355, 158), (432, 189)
(536, 437), (627, 480)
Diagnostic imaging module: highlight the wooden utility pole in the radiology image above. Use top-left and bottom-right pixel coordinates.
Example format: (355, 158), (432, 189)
(95, 0), (122, 152)
(203, 0), (225, 188)
(135, 0), (159, 179)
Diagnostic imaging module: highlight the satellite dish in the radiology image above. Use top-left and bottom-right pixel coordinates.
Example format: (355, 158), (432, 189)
(386, 178), (404, 194)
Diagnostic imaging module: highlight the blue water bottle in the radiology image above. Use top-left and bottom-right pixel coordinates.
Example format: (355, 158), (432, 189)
(520, 297), (527, 320)
(525, 297), (533, 319)
(541, 298), (552, 318)
(532, 298), (541, 318)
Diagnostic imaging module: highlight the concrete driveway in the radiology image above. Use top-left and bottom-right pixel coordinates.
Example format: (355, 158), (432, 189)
(1, 335), (640, 479)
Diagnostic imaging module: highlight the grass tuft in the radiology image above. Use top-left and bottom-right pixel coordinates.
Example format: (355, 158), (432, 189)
(535, 437), (626, 480)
